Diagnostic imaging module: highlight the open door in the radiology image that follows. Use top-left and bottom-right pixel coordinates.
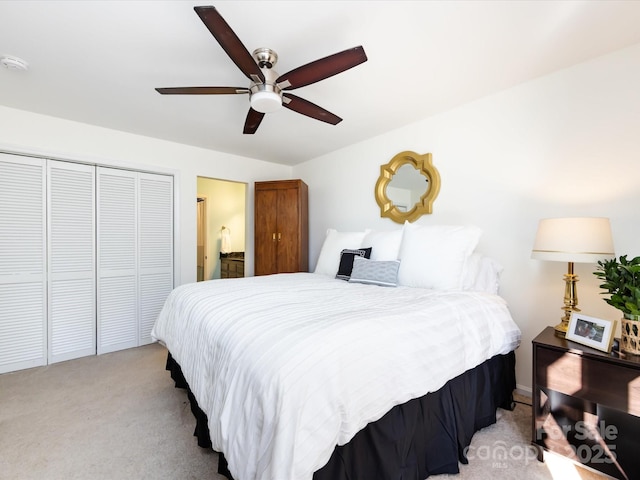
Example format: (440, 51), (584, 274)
(196, 196), (207, 282)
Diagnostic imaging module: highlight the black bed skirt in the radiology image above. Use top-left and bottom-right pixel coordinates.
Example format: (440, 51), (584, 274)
(165, 351), (516, 480)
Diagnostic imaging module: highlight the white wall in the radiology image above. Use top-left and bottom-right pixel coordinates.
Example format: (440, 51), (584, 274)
(0, 105), (291, 283)
(293, 42), (640, 393)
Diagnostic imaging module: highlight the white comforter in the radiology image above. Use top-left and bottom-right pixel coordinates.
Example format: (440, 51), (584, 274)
(151, 273), (521, 480)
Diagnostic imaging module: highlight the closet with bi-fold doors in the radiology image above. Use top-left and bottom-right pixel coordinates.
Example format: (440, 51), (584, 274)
(0, 152), (174, 374)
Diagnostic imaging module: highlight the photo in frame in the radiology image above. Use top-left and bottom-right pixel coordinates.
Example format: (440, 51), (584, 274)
(566, 312), (617, 353)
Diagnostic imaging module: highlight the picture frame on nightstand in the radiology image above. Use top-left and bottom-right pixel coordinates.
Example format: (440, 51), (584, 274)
(566, 312), (617, 352)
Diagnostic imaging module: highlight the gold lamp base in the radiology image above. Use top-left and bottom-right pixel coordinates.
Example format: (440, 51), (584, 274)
(554, 261), (580, 338)
(554, 319), (570, 338)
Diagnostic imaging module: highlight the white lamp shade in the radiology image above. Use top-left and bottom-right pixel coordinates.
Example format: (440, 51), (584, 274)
(531, 217), (615, 263)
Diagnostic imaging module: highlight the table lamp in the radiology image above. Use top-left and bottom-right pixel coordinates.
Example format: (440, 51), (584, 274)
(531, 217), (615, 338)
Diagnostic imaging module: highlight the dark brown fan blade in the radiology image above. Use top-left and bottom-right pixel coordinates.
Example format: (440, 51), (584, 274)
(194, 6), (265, 83)
(243, 108), (265, 134)
(282, 93), (342, 125)
(155, 87), (249, 95)
(277, 46), (367, 90)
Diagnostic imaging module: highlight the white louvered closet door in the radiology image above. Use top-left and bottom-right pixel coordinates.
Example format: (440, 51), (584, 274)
(138, 173), (174, 345)
(0, 154), (47, 374)
(97, 167), (138, 354)
(47, 160), (95, 363)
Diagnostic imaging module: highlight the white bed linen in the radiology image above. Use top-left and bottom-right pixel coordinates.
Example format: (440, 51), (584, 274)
(151, 273), (521, 480)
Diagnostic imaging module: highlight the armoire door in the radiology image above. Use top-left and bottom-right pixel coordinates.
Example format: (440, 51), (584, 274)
(276, 187), (301, 273)
(254, 187), (278, 275)
(0, 154), (47, 374)
(47, 160), (96, 363)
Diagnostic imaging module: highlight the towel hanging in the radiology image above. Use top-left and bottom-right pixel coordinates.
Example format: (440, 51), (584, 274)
(221, 226), (231, 254)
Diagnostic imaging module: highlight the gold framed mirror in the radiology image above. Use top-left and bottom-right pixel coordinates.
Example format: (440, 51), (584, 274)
(375, 151), (440, 223)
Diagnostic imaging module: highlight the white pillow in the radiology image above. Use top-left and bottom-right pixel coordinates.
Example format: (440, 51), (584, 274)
(461, 252), (482, 291)
(314, 229), (369, 276)
(463, 253), (504, 295)
(397, 223), (482, 290)
(361, 229), (403, 261)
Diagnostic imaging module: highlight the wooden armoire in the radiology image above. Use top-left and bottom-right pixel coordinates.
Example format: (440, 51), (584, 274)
(254, 179), (308, 276)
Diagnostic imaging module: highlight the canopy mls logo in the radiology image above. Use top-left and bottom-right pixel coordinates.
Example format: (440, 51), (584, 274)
(465, 420), (620, 469)
(464, 441), (539, 468)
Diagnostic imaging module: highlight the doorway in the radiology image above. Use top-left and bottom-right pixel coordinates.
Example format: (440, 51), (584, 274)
(196, 177), (247, 281)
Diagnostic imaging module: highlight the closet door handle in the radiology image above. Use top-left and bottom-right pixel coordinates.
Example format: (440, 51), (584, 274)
(272, 233), (276, 242)
(278, 233), (281, 241)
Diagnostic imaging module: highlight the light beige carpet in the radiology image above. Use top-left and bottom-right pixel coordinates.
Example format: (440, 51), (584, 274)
(0, 343), (607, 480)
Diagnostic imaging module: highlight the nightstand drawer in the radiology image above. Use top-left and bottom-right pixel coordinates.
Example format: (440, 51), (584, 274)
(228, 261), (241, 274)
(220, 256), (244, 279)
(536, 345), (640, 417)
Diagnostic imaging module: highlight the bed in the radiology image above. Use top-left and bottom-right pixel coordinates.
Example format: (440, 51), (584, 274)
(151, 224), (521, 480)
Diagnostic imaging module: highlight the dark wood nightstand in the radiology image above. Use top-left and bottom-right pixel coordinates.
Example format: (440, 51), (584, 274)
(532, 326), (640, 479)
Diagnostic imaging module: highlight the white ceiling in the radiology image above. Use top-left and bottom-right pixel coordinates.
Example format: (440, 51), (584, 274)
(1, 1), (640, 166)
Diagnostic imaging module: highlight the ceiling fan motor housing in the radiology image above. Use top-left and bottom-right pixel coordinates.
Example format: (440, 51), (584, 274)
(252, 47), (278, 69)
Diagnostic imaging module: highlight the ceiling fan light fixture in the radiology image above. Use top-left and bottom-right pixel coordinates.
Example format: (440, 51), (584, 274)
(250, 90), (282, 113)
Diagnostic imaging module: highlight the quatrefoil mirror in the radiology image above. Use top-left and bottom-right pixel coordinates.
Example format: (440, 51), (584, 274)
(375, 151), (441, 223)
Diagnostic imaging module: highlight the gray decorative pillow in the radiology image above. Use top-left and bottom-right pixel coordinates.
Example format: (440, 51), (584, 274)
(348, 256), (400, 287)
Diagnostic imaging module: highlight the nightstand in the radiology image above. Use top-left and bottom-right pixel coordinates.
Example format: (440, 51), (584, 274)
(532, 326), (640, 479)
(220, 252), (244, 279)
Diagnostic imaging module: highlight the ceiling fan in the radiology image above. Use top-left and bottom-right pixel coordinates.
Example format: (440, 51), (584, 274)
(155, 5), (368, 134)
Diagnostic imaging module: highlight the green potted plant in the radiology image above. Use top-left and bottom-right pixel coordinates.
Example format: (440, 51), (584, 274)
(594, 255), (640, 354)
